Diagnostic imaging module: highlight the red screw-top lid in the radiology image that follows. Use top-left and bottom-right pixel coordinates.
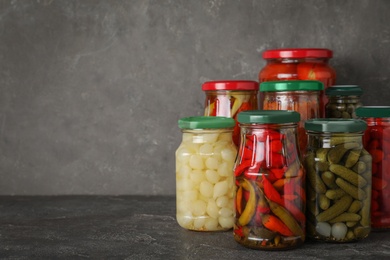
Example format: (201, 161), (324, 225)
(262, 48), (333, 59)
(201, 80), (259, 91)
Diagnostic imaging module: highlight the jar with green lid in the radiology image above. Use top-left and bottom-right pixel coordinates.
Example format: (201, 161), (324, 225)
(304, 119), (371, 242)
(325, 85), (363, 119)
(176, 116), (237, 231)
(356, 106), (390, 230)
(234, 110), (305, 250)
(260, 80), (324, 156)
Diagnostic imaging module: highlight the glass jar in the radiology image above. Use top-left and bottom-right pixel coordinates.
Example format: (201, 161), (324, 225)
(259, 48), (336, 116)
(234, 110), (305, 250)
(304, 119), (371, 242)
(202, 80), (259, 147)
(325, 85), (363, 119)
(260, 80), (324, 157)
(176, 116), (237, 231)
(356, 106), (390, 230)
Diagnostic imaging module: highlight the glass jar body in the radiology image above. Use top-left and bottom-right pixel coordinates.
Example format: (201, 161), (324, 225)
(304, 132), (372, 242)
(259, 57), (335, 116)
(361, 117), (390, 229)
(203, 90), (259, 146)
(233, 123), (305, 250)
(262, 90), (321, 156)
(175, 128), (237, 231)
(326, 96), (362, 119)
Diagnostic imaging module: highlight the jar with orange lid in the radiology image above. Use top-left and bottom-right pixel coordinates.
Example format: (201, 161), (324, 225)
(259, 48), (336, 116)
(202, 80), (259, 146)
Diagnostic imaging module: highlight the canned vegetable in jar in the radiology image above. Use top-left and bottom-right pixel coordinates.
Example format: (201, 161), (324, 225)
(304, 119), (371, 242)
(234, 110), (305, 250)
(176, 116), (237, 231)
(260, 80), (324, 157)
(202, 80), (259, 146)
(325, 85), (363, 119)
(356, 106), (390, 230)
(259, 48), (336, 116)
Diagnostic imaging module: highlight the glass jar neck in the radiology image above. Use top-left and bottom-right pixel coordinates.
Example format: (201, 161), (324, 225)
(328, 95), (361, 103)
(267, 58), (330, 64)
(306, 131), (363, 148)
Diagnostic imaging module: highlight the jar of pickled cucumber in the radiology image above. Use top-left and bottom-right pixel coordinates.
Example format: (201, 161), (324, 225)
(260, 80), (324, 156)
(234, 110), (305, 250)
(259, 48), (336, 116)
(325, 85), (363, 119)
(356, 106), (390, 230)
(202, 80), (259, 147)
(304, 119), (371, 242)
(176, 116), (237, 231)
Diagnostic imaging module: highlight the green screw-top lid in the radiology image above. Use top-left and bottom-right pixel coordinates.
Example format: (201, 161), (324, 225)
(178, 116), (235, 129)
(325, 85), (363, 96)
(260, 80), (324, 92)
(237, 110), (300, 124)
(305, 119), (367, 132)
(356, 106), (390, 118)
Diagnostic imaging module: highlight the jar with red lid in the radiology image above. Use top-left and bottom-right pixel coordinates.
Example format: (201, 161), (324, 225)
(234, 110), (305, 250)
(259, 48), (336, 116)
(202, 80), (259, 146)
(356, 106), (390, 230)
(260, 80), (324, 157)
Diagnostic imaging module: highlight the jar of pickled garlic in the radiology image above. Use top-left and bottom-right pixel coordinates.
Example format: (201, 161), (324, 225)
(202, 80), (259, 147)
(325, 85), (363, 119)
(260, 80), (324, 157)
(356, 106), (390, 230)
(259, 48), (336, 116)
(304, 119), (371, 242)
(234, 110), (305, 250)
(176, 116), (237, 231)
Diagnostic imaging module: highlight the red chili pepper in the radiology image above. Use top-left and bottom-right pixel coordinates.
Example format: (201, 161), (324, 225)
(234, 159), (252, 177)
(262, 175), (284, 205)
(370, 149), (384, 164)
(270, 139), (283, 154)
(234, 226), (244, 237)
(268, 152), (285, 168)
(262, 214), (293, 237)
(241, 146), (253, 160)
(270, 168), (285, 180)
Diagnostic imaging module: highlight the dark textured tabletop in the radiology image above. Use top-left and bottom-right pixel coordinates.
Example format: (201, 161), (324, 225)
(0, 196), (389, 259)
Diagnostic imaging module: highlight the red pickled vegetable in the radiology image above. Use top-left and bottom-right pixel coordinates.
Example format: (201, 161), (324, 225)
(262, 214), (294, 237)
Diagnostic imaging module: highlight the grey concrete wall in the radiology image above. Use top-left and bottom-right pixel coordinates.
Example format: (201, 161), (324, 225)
(0, 0), (389, 195)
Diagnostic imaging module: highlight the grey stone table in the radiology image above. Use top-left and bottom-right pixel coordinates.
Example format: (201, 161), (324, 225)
(0, 196), (389, 259)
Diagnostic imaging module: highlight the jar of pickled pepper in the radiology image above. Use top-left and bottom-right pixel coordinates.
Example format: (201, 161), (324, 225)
(176, 116), (237, 231)
(234, 110), (305, 250)
(259, 48), (336, 116)
(325, 85), (363, 119)
(260, 80), (324, 157)
(304, 119), (371, 242)
(356, 106), (390, 230)
(202, 80), (259, 147)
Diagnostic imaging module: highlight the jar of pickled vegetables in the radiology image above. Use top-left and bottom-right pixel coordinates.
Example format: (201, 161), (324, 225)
(234, 110), (305, 250)
(304, 119), (371, 242)
(325, 85), (363, 119)
(260, 80), (324, 156)
(356, 106), (390, 230)
(176, 116), (237, 231)
(202, 80), (259, 146)
(259, 48), (336, 116)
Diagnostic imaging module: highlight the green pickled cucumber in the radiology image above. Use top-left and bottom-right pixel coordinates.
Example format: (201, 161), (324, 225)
(316, 195), (353, 222)
(329, 213), (361, 223)
(306, 153), (327, 194)
(328, 143), (360, 164)
(316, 148), (330, 162)
(316, 161), (329, 172)
(330, 164), (367, 187)
(352, 161), (366, 174)
(321, 171), (338, 189)
(346, 221), (358, 228)
(360, 186), (371, 227)
(335, 178), (366, 200)
(325, 189), (346, 200)
(354, 226), (370, 239)
(345, 149), (362, 168)
(319, 194), (330, 210)
(348, 200), (363, 214)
